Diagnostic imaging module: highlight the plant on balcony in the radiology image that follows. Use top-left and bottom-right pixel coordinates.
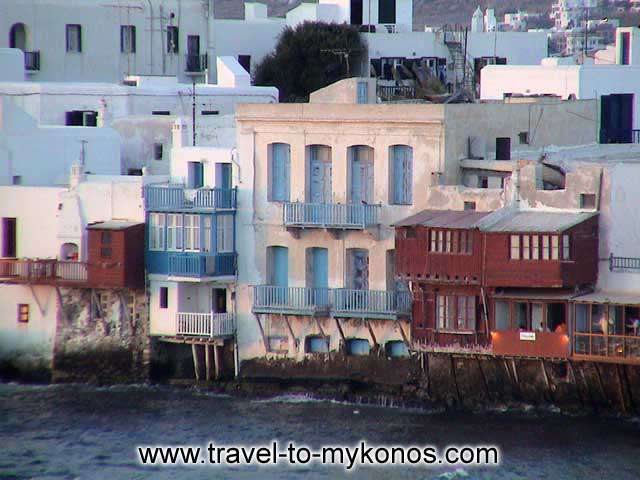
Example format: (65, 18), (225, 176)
(254, 21), (365, 102)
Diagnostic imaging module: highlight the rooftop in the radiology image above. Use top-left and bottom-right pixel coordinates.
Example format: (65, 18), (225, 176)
(395, 210), (491, 228)
(86, 221), (143, 231)
(478, 210), (598, 233)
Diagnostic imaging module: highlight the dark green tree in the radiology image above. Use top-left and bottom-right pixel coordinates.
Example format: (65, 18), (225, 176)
(253, 21), (365, 102)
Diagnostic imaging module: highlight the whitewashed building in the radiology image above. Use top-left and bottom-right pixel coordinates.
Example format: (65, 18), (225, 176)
(481, 27), (640, 144)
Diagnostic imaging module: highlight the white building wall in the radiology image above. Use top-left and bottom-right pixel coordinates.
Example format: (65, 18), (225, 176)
(0, 0), (214, 84)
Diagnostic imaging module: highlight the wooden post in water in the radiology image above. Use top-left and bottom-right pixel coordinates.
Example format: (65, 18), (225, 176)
(214, 344), (222, 380)
(192, 344), (200, 382)
(205, 344), (211, 382)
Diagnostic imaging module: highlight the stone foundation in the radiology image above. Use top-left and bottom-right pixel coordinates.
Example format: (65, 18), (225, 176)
(52, 288), (150, 384)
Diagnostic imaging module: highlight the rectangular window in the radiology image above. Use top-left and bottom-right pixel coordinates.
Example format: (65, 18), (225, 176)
(478, 176), (489, 188)
(551, 235), (559, 260)
(153, 143), (163, 160)
(2, 217), (17, 258)
(66, 24), (82, 53)
(184, 215), (200, 251)
(17, 304), (29, 323)
(149, 213), (165, 251)
(522, 235), (530, 260)
(518, 131), (529, 145)
(166, 214), (183, 251)
(100, 247), (112, 258)
(357, 81), (368, 104)
(445, 230), (452, 252)
(159, 287), (168, 309)
(542, 235), (550, 260)
(217, 215), (233, 253)
(390, 145), (413, 205)
(430, 230), (437, 252)
(202, 216), (211, 253)
(437, 231), (444, 252)
(562, 234), (570, 260)
(460, 231), (467, 254)
(510, 235), (520, 260)
(120, 25), (136, 53)
(167, 26), (179, 53)
(580, 193), (596, 209)
(101, 231), (112, 244)
(531, 235), (539, 260)
(464, 201), (476, 211)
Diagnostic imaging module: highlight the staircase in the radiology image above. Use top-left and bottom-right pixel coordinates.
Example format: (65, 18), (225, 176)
(442, 25), (476, 98)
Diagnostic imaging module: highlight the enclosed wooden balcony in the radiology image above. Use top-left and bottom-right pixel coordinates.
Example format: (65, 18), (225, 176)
(283, 202), (380, 231)
(144, 184), (237, 211)
(176, 312), (235, 338)
(168, 253), (236, 278)
(0, 259), (87, 286)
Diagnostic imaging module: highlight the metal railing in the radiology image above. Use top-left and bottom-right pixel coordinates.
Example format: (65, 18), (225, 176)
(283, 202), (380, 229)
(333, 289), (412, 316)
(24, 51), (40, 71)
(253, 285), (410, 317)
(144, 185), (237, 210)
(377, 85), (417, 101)
(0, 259), (87, 284)
(168, 253), (236, 277)
(609, 254), (640, 271)
(253, 286), (331, 312)
(574, 333), (640, 359)
(185, 54), (208, 73)
(176, 312), (235, 337)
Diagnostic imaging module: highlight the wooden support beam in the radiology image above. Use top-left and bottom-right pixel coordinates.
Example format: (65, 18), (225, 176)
(424, 352), (431, 398)
(593, 362), (608, 406)
(28, 284), (46, 316)
(540, 359), (554, 404)
(621, 364), (637, 414)
(255, 314), (270, 353)
(510, 358), (520, 385)
(192, 344), (200, 382)
(91, 289), (103, 318)
(314, 316), (326, 337)
(334, 316), (346, 346)
(365, 319), (377, 347)
(615, 364), (628, 414)
(578, 361), (598, 413)
(395, 319), (410, 350)
(205, 344), (211, 382)
(282, 314), (298, 352)
(214, 345), (222, 380)
(450, 356), (462, 406)
(55, 287), (68, 325)
(476, 355), (491, 401)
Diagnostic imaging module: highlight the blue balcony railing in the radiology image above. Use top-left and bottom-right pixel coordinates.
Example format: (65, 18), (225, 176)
(168, 253), (236, 277)
(283, 202), (380, 230)
(144, 185), (236, 211)
(252, 286), (410, 318)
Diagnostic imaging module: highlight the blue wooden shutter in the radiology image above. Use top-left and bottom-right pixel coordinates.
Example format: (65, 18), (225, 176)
(215, 163), (232, 189)
(271, 144), (290, 201)
(270, 246), (288, 287)
(311, 248), (328, 288)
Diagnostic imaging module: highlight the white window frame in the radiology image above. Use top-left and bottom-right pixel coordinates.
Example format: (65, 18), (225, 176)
(562, 234), (570, 260)
(510, 235), (520, 260)
(217, 214), (233, 253)
(202, 215), (211, 253)
(149, 213), (165, 251)
(183, 214), (200, 252)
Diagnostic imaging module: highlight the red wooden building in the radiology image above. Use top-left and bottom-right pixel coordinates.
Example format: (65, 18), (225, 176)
(86, 221), (145, 289)
(395, 208), (599, 358)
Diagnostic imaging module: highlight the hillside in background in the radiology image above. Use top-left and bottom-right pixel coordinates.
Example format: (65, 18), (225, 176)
(213, 0), (555, 27)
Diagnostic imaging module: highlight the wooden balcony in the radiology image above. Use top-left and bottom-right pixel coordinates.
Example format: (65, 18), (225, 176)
(176, 312), (235, 338)
(252, 286), (410, 319)
(168, 253), (236, 278)
(0, 259), (87, 286)
(283, 202), (380, 231)
(144, 184), (237, 211)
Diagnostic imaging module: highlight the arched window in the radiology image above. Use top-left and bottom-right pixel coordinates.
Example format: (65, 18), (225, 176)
(60, 243), (79, 261)
(9, 23), (27, 51)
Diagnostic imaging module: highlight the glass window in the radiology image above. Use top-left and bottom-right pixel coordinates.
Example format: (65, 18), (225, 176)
(495, 301), (509, 330)
(460, 231), (467, 254)
(437, 231), (444, 252)
(445, 230), (452, 252)
(159, 287), (168, 309)
(217, 215), (233, 253)
(575, 304), (589, 332)
(66, 24), (82, 53)
(515, 302), (528, 330)
(562, 234), (570, 260)
(430, 230), (437, 252)
(542, 235), (550, 260)
(202, 216), (211, 252)
(184, 214), (200, 251)
(167, 26), (179, 53)
(120, 25), (136, 53)
(522, 235), (530, 260)
(531, 235), (539, 260)
(551, 235), (559, 260)
(166, 214), (179, 251)
(17, 304), (29, 323)
(149, 213), (165, 250)
(510, 235), (520, 260)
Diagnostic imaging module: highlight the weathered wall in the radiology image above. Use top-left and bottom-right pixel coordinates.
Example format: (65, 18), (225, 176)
(53, 288), (150, 383)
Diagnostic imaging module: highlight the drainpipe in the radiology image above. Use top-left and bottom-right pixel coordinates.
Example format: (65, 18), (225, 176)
(230, 148), (241, 184)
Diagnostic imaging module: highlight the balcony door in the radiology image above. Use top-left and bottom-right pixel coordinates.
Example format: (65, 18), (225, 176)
(215, 163), (232, 190)
(348, 145), (374, 204)
(346, 248), (369, 290)
(1, 218), (16, 258)
(187, 161), (204, 189)
(9, 23), (26, 51)
(307, 145), (332, 203)
(307, 247), (329, 306)
(268, 246), (288, 287)
(212, 288), (227, 313)
(187, 35), (201, 71)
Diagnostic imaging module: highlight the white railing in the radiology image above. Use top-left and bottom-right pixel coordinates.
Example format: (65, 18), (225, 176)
(283, 202), (380, 229)
(176, 312), (235, 337)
